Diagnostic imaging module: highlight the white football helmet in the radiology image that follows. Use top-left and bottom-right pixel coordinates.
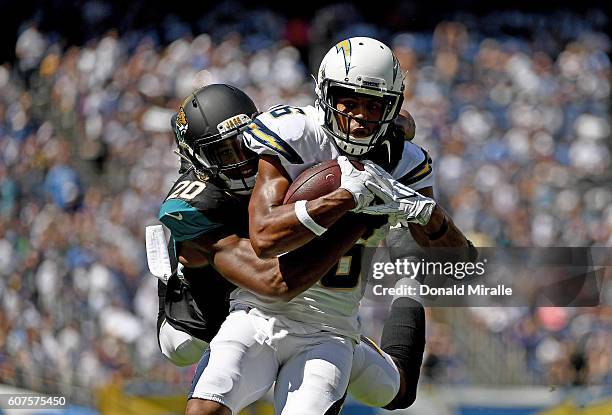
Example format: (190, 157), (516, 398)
(315, 37), (405, 156)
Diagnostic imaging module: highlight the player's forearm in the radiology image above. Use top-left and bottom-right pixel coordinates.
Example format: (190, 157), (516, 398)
(212, 219), (366, 301)
(211, 238), (290, 298)
(410, 205), (477, 263)
(421, 205), (468, 247)
(249, 188), (355, 258)
(276, 216), (368, 300)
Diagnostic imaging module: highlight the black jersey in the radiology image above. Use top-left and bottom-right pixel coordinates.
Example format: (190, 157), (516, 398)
(157, 169), (249, 342)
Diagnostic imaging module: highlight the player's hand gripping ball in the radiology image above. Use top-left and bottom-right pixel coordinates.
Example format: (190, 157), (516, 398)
(283, 159), (387, 241)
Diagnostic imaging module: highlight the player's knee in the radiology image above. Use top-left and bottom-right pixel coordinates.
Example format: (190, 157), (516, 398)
(161, 337), (208, 366)
(185, 398), (230, 415)
(349, 337), (400, 407)
(348, 363), (400, 407)
(384, 365), (418, 410)
(349, 383), (399, 407)
(174, 338), (208, 366)
(159, 322), (208, 366)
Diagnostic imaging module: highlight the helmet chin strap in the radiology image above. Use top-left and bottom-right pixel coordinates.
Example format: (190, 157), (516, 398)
(174, 149), (193, 165)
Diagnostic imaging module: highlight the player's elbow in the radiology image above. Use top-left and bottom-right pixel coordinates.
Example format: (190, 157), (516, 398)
(249, 228), (280, 259)
(250, 237), (273, 258)
(249, 210), (291, 258)
(275, 286), (301, 302)
(257, 272), (293, 302)
(271, 289), (295, 303)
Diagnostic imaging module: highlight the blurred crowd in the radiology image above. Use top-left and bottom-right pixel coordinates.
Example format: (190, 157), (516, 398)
(0, 1), (610, 402)
(470, 306), (610, 386)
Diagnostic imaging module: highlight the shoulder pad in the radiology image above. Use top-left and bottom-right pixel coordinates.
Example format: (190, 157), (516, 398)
(243, 105), (312, 164)
(392, 142), (434, 190)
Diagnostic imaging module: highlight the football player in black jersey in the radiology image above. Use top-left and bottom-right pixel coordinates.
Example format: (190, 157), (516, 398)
(155, 84), (373, 367)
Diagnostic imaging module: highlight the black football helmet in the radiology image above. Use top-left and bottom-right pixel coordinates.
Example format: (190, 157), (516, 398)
(173, 84), (259, 193)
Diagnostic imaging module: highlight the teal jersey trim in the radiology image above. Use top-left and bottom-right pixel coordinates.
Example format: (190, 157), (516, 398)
(159, 199), (223, 242)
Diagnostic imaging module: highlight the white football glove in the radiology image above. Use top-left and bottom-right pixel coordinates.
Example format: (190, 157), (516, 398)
(359, 160), (436, 226)
(337, 156), (375, 211)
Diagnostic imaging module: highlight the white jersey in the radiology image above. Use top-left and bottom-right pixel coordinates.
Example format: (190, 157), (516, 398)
(234, 104), (434, 340)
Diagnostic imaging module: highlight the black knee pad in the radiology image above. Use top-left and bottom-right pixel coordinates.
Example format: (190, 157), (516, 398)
(381, 297), (426, 408)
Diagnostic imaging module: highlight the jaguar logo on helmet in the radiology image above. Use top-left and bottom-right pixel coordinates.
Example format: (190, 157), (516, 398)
(176, 107), (189, 137)
(335, 39), (352, 77)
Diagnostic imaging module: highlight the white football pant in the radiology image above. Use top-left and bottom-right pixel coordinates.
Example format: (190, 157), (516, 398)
(190, 309), (353, 414)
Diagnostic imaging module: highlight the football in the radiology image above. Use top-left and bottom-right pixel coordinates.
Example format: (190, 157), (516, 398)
(283, 159), (364, 204)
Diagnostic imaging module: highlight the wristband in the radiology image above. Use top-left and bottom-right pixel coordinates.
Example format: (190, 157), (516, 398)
(294, 200), (327, 236)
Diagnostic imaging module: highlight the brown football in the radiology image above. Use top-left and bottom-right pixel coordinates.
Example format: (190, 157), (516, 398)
(283, 159), (364, 204)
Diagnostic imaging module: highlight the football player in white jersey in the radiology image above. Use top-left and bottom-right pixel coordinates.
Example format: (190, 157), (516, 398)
(189, 37), (474, 415)
(246, 36), (475, 411)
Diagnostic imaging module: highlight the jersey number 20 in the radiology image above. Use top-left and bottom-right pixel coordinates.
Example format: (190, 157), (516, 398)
(167, 180), (206, 200)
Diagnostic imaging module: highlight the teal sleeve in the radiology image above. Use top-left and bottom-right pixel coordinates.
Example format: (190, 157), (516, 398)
(158, 199), (223, 242)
